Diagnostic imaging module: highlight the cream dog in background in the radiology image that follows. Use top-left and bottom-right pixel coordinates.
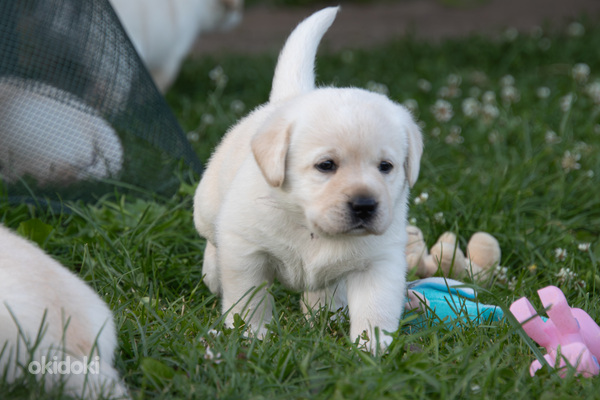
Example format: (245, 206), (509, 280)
(109, 0), (244, 92)
(0, 225), (128, 398)
(193, 7), (423, 352)
(0, 77), (123, 186)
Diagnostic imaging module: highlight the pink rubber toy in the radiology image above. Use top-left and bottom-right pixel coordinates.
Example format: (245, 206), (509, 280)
(510, 285), (600, 377)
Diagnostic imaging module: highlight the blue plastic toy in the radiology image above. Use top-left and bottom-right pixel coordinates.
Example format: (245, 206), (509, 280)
(405, 277), (504, 330)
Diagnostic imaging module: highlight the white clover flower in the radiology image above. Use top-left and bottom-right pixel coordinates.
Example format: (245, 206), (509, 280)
(409, 217), (417, 226)
(554, 248), (568, 261)
(538, 38), (552, 51)
(531, 26), (543, 39)
(493, 265), (509, 283)
(536, 86), (551, 99)
(556, 267), (568, 278)
(544, 130), (561, 145)
(488, 130), (499, 144)
(586, 170), (595, 178)
(585, 82), (600, 103)
(448, 87), (462, 98)
(209, 65), (228, 87)
(433, 212), (445, 224)
(578, 243), (591, 252)
(431, 99), (453, 122)
(561, 150), (581, 172)
(202, 114), (215, 125)
(445, 126), (464, 145)
(560, 272), (586, 288)
(560, 93), (574, 112)
(574, 141), (590, 154)
(445, 133), (464, 145)
(441, 76), (462, 98)
(447, 74), (462, 87)
(500, 75), (515, 87)
(230, 99), (245, 114)
(469, 87), (482, 98)
(503, 27), (519, 42)
(187, 131), (200, 142)
(403, 99), (419, 114)
(481, 103), (500, 122)
(430, 127), (441, 138)
(501, 85), (521, 105)
(437, 86), (450, 98)
(482, 91), (496, 104)
(200, 330), (223, 363)
(341, 50), (355, 64)
(209, 65), (224, 80)
(417, 79), (432, 92)
(556, 267), (577, 284)
(567, 22), (585, 37)
(414, 192), (429, 205)
(508, 277), (518, 291)
(462, 97), (481, 118)
(204, 345), (223, 364)
(366, 81), (389, 95)
(572, 63), (591, 84)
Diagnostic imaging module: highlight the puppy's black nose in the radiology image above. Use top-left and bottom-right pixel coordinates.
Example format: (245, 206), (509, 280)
(349, 197), (378, 221)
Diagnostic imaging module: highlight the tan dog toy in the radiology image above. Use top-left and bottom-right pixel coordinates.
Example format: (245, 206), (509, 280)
(406, 226), (501, 280)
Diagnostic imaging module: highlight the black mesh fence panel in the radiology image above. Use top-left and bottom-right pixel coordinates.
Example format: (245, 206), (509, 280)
(0, 0), (203, 203)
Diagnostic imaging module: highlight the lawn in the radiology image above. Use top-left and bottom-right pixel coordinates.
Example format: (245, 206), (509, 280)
(2, 13), (600, 400)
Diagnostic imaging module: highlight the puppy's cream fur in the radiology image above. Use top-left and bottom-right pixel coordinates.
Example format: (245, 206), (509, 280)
(109, 0), (243, 92)
(0, 225), (128, 398)
(0, 77), (123, 186)
(193, 7), (423, 351)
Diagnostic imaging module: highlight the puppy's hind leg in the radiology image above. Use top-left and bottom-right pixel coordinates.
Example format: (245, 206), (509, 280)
(202, 241), (221, 295)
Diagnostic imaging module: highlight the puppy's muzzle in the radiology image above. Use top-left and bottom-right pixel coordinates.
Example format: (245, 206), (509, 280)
(349, 196), (378, 223)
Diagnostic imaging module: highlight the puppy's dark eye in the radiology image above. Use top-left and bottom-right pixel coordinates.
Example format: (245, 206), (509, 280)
(315, 160), (337, 173)
(379, 161), (394, 174)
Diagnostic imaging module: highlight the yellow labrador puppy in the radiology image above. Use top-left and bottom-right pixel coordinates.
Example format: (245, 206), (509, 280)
(0, 78), (123, 186)
(194, 7), (423, 352)
(0, 225), (128, 399)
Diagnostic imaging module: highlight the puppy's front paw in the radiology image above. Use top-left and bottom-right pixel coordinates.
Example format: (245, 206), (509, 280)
(226, 312), (270, 341)
(252, 326), (269, 340)
(357, 328), (393, 354)
(238, 326), (269, 341)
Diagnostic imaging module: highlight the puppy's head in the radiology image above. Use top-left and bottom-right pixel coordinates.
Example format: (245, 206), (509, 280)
(252, 88), (423, 236)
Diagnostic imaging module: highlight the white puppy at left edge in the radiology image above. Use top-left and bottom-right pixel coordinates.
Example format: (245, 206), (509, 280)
(194, 7), (423, 353)
(0, 225), (129, 399)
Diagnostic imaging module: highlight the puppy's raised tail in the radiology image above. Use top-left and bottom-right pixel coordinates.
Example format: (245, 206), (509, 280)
(269, 7), (339, 103)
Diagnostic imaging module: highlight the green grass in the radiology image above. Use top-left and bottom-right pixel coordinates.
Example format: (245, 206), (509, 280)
(2, 16), (600, 400)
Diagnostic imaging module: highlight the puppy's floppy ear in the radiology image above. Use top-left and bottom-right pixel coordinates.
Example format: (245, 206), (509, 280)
(251, 115), (292, 187)
(404, 120), (423, 187)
